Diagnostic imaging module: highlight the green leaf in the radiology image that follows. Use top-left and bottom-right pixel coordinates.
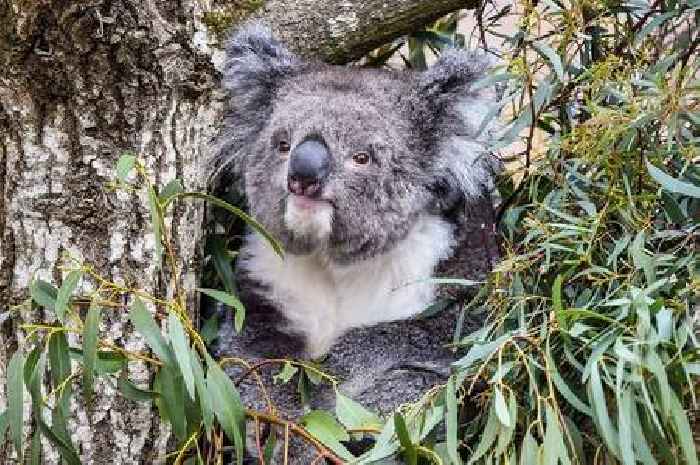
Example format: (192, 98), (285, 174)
(532, 41), (564, 81)
(645, 351), (671, 416)
(54, 270), (81, 322)
(471, 72), (516, 91)
(494, 389), (517, 457)
(468, 405), (499, 464)
(588, 360), (620, 458)
(7, 350), (25, 458)
(629, 400), (658, 465)
(445, 377), (462, 465)
(546, 339), (591, 416)
(416, 278), (483, 287)
(190, 349), (214, 436)
(302, 410), (354, 460)
(520, 429), (538, 465)
(162, 192), (283, 258)
(394, 413), (417, 465)
(24, 346), (44, 409)
(159, 178), (185, 203)
(37, 417), (81, 465)
(669, 390), (698, 465)
(198, 288), (246, 333)
(646, 160), (700, 198)
(206, 354), (246, 465)
(634, 11), (677, 46)
(147, 185), (163, 268)
(199, 313), (220, 346)
(543, 404), (569, 465)
(69, 348), (126, 375)
(167, 312), (196, 400)
(208, 236), (237, 295)
(30, 432), (41, 465)
(552, 274), (564, 314)
(273, 362), (299, 386)
(263, 426), (277, 465)
(128, 297), (173, 366)
(335, 391), (381, 431)
(454, 333), (510, 368)
(618, 387), (635, 465)
(116, 153), (137, 182)
(117, 375), (157, 402)
(0, 410), (8, 438)
(48, 332), (72, 415)
(156, 365), (187, 441)
(494, 385), (511, 427)
(30, 279), (57, 309)
(51, 404), (71, 450)
(83, 303), (101, 402)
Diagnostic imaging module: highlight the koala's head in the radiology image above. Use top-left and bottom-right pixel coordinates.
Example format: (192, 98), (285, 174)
(213, 22), (500, 263)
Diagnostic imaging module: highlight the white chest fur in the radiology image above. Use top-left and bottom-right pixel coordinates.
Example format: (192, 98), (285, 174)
(239, 214), (455, 357)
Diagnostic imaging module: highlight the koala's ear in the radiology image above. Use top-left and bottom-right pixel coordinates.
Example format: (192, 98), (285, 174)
(211, 22), (305, 187)
(416, 49), (503, 205)
(222, 21), (304, 103)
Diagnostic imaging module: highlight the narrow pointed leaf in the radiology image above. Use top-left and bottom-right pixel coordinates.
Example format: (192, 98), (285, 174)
(7, 351), (25, 458)
(128, 297), (173, 366)
(167, 312), (196, 400)
(394, 413), (417, 465)
(83, 303), (101, 402)
(190, 349), (213, 436)
(646, 160), (700, 198)
(445, 377), (462, 465)
(335, 391), (381, 431)
(37, 418), (81, 465)
(494, 385), (511, 427)
(301, 410), (354, 461)
(118, 375), (157, 402)
(30, 279), (57, 309)
(198, 288), (246, 333)
(48, 331), (72, 415)
(206, 354), (246, 465)
(55, 270), (81, 322)
(116, 153), (137, 182)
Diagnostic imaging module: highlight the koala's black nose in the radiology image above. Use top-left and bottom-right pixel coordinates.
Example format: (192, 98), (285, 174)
(287, 139), (330, 198)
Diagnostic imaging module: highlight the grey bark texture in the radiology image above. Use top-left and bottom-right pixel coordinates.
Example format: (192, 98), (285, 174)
(0, 0), (477, 463)
(254, 0), (478, 63)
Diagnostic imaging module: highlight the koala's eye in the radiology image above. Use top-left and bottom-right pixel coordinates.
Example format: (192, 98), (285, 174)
(352, 151), (370, 165)
(277, 140), (291, 154)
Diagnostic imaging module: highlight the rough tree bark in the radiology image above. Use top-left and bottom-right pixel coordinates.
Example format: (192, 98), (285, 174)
(0, 1), (474, 463)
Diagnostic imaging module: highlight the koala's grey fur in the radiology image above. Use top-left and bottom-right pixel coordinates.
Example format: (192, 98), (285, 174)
(211, 21), (501, 463)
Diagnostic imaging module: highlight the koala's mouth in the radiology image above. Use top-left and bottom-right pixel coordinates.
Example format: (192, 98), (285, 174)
(283, 194), (334, 242)
(287, 193), (333, 210)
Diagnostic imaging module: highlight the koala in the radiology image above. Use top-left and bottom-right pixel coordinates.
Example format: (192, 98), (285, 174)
(212, 22), (501, 359)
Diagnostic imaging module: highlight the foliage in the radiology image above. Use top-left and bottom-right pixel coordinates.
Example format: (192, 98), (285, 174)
(366, 1), (700, 464)
(1, 0), (699, 464)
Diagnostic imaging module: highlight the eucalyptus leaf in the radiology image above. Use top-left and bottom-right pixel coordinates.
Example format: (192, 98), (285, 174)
(54, 270), (81, 322)
(167, 312), (196, 400)
(7, 351), (24, 458)
(83, 303), (101, 402)
(197, 288), (246, 333)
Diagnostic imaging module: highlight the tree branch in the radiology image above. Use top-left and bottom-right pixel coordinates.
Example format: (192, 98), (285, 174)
(254, 0), (479, 63)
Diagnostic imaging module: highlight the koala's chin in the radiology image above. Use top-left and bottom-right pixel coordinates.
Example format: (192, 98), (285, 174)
(283, 195), (334, 247)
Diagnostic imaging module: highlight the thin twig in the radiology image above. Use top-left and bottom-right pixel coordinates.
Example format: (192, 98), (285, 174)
(255, 417), (265, 465)
(246, 409), (346, 465)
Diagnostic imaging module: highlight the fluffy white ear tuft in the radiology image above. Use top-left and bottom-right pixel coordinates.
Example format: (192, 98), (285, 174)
(418, 48), (503, 204)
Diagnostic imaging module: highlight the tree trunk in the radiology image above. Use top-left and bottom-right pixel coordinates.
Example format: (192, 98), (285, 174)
(0, 1), (470, 463)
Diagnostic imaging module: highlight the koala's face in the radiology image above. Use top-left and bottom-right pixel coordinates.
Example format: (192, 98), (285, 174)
(244, 70), (432, 262)
(215, 23), (500, 263)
